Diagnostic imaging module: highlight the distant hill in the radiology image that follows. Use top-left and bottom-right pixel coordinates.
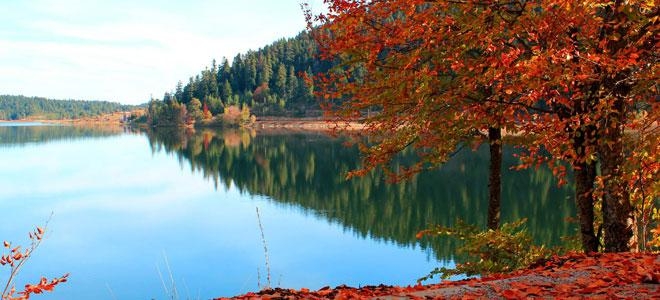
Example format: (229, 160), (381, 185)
(152, 31), (332, 121)
(0, 95), (143, 120)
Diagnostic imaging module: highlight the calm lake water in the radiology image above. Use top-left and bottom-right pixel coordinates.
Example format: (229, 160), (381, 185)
(0, 124), (575, 299)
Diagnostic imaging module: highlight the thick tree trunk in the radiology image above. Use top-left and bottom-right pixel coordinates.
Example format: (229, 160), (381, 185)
(570, 123), (599, 253)
(574, 160), (599, 253)
(487, 126), (502, 230)
(600, 97), (632, 252)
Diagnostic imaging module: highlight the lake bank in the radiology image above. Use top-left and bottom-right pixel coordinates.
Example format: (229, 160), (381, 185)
(220, 252), (659, 299)
(1, 111), (135, 126)
(6, 115), (365, 132)
(254, 117), (364, 132)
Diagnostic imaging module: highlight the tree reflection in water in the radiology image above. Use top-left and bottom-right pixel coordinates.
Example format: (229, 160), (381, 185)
(146, 128), (576, 262)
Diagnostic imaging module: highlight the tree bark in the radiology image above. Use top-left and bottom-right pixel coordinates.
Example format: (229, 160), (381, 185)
(600, 97), (632, 252)
(487, 126), (502, 230)
(574, 160), (599, 253)
(569, 123), (600, 253)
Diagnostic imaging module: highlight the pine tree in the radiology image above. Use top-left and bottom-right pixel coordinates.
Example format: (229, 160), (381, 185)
(273, 64), (287, 98)
(285, 66), (297, 102)
(175, 81), (184, 101)
(220, 80), (233, 104)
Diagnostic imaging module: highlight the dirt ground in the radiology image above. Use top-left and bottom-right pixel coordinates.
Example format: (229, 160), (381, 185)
(255, 117), (364, 131)
(219, 252), (659, 299)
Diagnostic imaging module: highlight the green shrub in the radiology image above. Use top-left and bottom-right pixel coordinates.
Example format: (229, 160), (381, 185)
(417, 219), (554, 282)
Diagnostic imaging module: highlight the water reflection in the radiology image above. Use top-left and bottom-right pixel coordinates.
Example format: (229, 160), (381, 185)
(0, 124), (578, 298)
(147, 128), (577, 261)
(0, 123), (125, 147)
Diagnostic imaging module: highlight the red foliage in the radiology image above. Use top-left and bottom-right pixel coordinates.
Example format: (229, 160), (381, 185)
(305, 0), (658, 251)
(220, 252), (659, 299)
(16, 274), (69, 299)
(2, 226), (67, 300)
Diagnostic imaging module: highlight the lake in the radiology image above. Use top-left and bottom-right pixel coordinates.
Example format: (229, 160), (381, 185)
(0, 124), (575, 299)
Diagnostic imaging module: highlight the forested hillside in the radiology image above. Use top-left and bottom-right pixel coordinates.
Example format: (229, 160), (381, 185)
(0, 95), (138, 120)
(147, 31), (331, 126)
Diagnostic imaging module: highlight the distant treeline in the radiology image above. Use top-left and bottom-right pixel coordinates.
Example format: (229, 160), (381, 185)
(147, 31), (333, 126)
(0, 95), (141, 120)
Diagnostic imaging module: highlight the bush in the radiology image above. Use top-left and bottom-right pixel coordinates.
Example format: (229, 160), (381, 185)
(222, 105), (255, 127)
(417, 219), (556, 282)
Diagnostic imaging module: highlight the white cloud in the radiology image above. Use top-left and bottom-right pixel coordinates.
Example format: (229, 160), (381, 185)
(0, 0), (327, 104)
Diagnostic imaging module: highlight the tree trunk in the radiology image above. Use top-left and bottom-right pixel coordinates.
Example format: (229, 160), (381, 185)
(600, 97), (632, 252)
(574, 160), (599, 253)
(487, 126), (502, 230)
(570, 123), (599, 253)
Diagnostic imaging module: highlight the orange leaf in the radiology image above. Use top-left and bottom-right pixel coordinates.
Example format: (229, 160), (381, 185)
(501, 289), (525, 299)
(556, 284), (573, 293)
(525, 286), (543, 295)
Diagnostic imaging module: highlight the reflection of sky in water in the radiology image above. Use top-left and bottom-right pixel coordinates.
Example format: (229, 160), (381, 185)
(0, 130), (441, 299)
(0, 122), (55, 127)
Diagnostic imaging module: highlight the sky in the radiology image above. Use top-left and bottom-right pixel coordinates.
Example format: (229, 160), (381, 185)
(0, 0), (326, 105)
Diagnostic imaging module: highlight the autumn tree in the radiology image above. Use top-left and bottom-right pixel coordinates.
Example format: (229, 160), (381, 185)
(147, 96), (189, 127)
(305, 0), (535, 231)
(507, 1), (658, 252)
(307, 0), (658, 252)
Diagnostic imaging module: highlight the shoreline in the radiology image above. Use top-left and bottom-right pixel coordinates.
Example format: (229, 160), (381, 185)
(221, 252), (659, 299)
(1, 117), (366, 132)
(254, 117), (364, 131)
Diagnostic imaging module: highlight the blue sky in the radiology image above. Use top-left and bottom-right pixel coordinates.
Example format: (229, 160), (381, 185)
(0, 0), (325, 105)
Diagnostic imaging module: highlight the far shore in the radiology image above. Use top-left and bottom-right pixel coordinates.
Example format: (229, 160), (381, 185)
(5, 117), (655, 137)
(254, 117), (365, 131)
(1, 116), (367, 132)
(1, 111), (132, 126)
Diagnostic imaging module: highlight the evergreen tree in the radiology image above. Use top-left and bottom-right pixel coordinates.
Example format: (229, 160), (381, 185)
(257, 55), (272, 86)
(272, 64), (287, 98)
(187, 98), (203, 123)
(218, 57), (231, 83)
(182, 77), (195, 104)
(206, 95), (223, 115)
(155, 31), (331, 118)
(220, 80), (233, 104)
(285, 66), (298, 102)
(193, 75), (205, 101)
(0, 95), (137, 120)
(175, 81), (184, 101)
(231, 54), (244, 93)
